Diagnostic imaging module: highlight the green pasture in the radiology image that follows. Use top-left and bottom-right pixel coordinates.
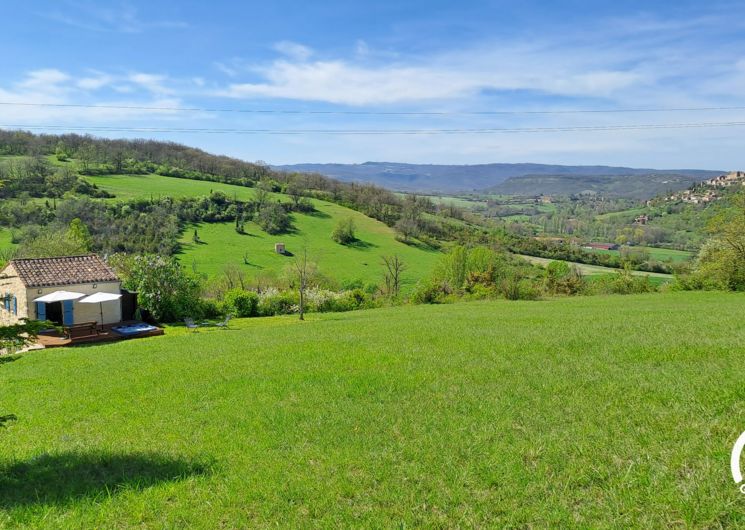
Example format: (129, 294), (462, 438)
(1, 292), (744, 526)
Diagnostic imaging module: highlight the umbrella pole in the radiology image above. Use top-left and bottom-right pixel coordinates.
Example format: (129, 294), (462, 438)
(99, 302), (104, 331)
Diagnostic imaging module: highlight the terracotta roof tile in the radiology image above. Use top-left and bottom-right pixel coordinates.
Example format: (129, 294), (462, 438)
(8, 255), (119, 287)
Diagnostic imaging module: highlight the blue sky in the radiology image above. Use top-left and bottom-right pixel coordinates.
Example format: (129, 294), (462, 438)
(2, 0), (745, 168)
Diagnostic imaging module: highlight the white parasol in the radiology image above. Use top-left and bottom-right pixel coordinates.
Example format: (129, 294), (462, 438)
(78, 292), (123, 328)
(33, 291), (85, 303)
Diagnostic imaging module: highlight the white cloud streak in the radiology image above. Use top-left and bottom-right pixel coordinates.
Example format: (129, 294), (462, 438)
(41, 1), (188, 34)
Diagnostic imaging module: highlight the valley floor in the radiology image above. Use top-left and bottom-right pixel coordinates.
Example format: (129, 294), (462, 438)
(517, 253), (674, 279)
(0, 292), (743, 527)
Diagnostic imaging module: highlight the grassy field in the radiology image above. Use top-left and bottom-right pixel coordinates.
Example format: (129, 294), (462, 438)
(0, 229), (16, 253)
(179, 211), (440, 288)
(587, 246), (693, 263)
(517, 254), (674, 279)
(84, 173), (260, 201)
(82, 173), (441, 286)
(1, 291), (744, 527)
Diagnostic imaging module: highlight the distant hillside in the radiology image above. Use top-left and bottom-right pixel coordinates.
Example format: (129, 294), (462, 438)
(488, 172), (717, 200)
(274, 161), (721, 197)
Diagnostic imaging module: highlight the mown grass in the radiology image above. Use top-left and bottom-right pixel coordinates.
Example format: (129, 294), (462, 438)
(1, 291), (744, 527)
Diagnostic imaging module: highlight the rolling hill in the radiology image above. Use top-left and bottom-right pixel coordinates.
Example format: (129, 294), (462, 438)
(84, 172), (441, 288)
(274, 161), (721, 196)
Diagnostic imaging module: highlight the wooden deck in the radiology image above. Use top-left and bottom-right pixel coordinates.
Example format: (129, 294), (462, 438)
(36, 321), (164, 348)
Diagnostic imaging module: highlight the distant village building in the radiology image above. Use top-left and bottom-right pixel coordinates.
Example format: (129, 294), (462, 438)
(634, 214), (649, 225)
(0, 255), (122, 326)
(584, 243), (620, 251)
(664, 171), (744, 204)
(704, 171), (745, 187)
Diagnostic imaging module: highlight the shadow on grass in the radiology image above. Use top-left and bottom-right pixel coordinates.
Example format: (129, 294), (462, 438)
(0, 451), (212, 508)
(0, 414), (17, 427)
(303, 209), (331, 219)
(0, 355), (20, 366)
(344, 239), (377, 250)
(397, 238), (441, 252)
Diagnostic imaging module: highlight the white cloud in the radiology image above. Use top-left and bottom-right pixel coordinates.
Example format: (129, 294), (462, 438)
(41, 1), (188, 34)
(0, 68), (186, 126)
(17, 69), (71, 91)
(77, 73), (115, 90)
(128, 73), (173, 95)
(273, 41), (313, 62)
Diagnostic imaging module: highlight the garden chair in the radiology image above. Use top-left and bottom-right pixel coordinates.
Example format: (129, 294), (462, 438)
(216, 314), (232, 329)
(184, 318), (199, 332)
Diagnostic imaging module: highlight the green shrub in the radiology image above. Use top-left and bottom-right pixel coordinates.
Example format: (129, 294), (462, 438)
(411, 280), (448, 304)
(255, 203), (291, 235)
(258, 289), (299, 316)
(331, 218), (356, 245)
(223, 289), (259, 317)
(197, 298), (223, 319)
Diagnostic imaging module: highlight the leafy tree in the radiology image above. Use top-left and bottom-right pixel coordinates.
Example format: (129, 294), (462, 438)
(394, 218), (419, 242)
(331, 218), (356, 245)
(17, 230), (88, 258)
(67, 218), (93, 251)
(692, 193), (745, 290)
(0, 319), (50, 354)
(111, 254), (202, 322)
(255, 203), (291, 235)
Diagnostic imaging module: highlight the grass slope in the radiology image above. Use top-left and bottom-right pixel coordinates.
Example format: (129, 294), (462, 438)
(85, 173), (440, 286)
(84, 173), (259, 201)
(0, 229), (16, 254)
(1, 292), (744, 527)
(179, 211), (439, 288)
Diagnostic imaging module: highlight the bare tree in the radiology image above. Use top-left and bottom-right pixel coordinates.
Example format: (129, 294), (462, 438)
(292, 247), (316, 321)
(223, 264), (246, 290)
(382, 255), (407, 297)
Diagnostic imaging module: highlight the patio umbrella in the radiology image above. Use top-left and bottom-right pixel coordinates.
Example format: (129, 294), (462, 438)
(33, 290), (85, 303)
(78, 292), (122, 329)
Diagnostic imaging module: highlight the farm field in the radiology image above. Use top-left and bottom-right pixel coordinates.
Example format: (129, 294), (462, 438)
(586, 246), (694, 263)
(516, 254), (674, 279)
(1, 292), (744, 527)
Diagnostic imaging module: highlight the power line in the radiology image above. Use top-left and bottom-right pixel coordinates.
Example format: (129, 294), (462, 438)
(2, 121), (745, 135)
(2, 101), (745, 116)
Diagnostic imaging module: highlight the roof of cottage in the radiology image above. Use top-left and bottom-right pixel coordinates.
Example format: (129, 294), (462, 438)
(5, 255), (119, 287)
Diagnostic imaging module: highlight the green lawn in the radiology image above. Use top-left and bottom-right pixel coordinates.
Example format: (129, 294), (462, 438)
(1, 292), (743, 527)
